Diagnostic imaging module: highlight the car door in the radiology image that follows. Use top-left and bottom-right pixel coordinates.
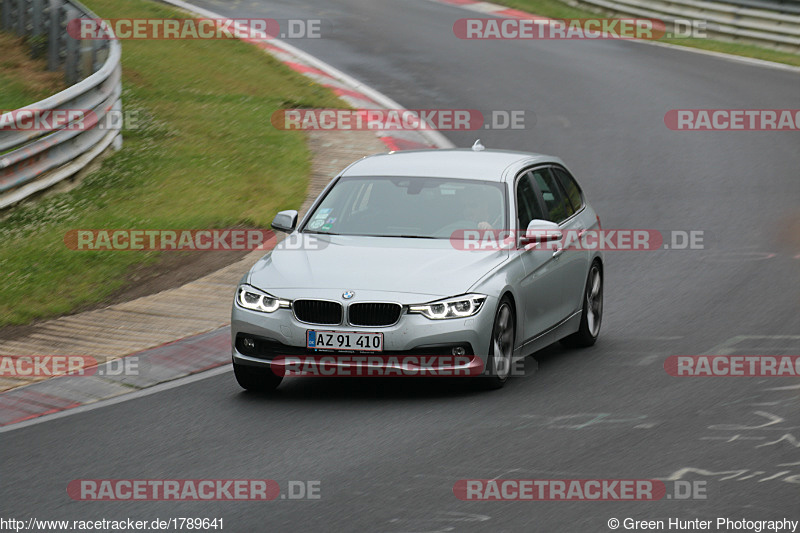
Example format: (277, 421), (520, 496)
(530, 167), (589, 321)
(551, 165), (593, 315)
(515, 168), (564, 342)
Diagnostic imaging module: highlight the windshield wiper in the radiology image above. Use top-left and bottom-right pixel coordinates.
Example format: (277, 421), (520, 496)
(303, 230), (341, 235)
(303, 232), (438, 239)
(366, 234), (438, 239)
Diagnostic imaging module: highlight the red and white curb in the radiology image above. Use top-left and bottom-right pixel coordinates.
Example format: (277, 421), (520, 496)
(161, 0), (455, 150)
(433, 0), (551, 21)
(0, 328), (232, 427)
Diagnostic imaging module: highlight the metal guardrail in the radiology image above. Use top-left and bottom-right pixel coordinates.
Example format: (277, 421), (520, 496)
(573, 0), (800, 51)
(710, 0), (800, 16)
(0, 0), (122, 209)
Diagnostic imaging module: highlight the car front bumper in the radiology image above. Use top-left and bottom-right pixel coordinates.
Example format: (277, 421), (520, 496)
(231, 292), (497, 375)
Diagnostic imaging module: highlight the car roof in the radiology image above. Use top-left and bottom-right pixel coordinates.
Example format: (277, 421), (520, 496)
(339, 148), (561, 182)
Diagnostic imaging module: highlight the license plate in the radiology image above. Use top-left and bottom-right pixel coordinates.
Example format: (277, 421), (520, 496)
(306, 330), (383, 352)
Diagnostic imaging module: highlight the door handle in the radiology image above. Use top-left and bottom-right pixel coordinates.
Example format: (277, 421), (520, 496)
(552, 248), (563, 259)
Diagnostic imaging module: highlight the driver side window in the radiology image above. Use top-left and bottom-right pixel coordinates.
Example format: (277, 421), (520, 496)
(516, 171), (545, 231)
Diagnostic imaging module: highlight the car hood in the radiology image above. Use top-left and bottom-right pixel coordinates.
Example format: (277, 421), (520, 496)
(247, 234), (508, 300)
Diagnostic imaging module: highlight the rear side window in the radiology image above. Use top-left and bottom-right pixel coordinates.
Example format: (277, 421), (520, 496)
(531, 168), (573, 223)
(552, 167), (583, 212)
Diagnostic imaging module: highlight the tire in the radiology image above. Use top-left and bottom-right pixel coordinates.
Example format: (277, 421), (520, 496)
(476, 296), (516, 390)
(561, 261), (603, 348)
(233, 362), (283, 392)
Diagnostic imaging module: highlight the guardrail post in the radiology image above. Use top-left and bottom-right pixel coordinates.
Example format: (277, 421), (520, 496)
(79, 37), (93, 79)
(15, 0), (26, 35)
(89, 37), (102, 72)
(0, 0), (11, 32)
(46, 0), (61, 70)
(30, 0), (40, 33)
(30, 0), (44, 57)
(63, 6), (79, 83)
(94, 39), (108, 71)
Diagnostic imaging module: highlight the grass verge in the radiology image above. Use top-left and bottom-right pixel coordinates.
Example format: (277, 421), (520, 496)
(491, 0), (800, 67)
(0, 32), (66, 110)
(0, 0), (342, 326)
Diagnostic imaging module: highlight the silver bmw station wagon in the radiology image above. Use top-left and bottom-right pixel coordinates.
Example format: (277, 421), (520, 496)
(231, 145), (603, 391)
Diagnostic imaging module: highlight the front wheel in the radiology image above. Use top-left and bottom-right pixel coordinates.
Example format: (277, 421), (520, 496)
(476, 296), (516, 390)
(561, 262), (603, 348)
(233, 362), (283, 392)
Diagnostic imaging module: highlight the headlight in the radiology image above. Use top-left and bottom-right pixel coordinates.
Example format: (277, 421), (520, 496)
(236, 285), (291, 313)
(408, 294), (486, 320)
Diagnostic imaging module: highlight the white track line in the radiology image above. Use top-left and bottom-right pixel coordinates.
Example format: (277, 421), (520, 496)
(0, 366), (232, 434)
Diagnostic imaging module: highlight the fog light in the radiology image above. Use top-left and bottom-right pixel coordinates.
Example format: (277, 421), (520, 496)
(452, 346), (466, 356)
(243, 337), (256, 350)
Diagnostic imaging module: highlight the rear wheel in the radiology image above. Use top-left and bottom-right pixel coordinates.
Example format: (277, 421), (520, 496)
(476, 296), (516, 390)
(561, 262), (603, 348)
(233, 362), (282, 392)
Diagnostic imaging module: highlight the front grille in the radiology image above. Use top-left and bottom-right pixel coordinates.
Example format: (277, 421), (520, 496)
(293, 300), (343, 325)
(348, 302), (403, 327)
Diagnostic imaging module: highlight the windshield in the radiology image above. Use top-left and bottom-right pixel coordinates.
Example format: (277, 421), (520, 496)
(301, 176), (506, 238)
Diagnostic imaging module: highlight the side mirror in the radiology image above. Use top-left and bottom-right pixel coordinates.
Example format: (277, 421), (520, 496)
(271, 210), (298, 233)
(520, 219), (562, 246)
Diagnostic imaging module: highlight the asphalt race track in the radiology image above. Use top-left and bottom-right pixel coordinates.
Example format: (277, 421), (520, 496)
(2, 0), (799, 530)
